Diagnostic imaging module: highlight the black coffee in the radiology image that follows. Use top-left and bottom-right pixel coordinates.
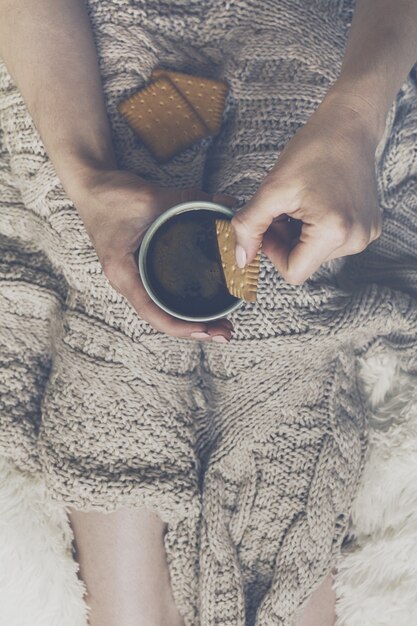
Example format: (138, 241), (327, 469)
(146, 210), (239, 317)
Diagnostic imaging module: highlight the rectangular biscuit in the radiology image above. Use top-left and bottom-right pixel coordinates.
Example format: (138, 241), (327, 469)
(215, 218), (261, 302)
(118, 76), (209, 163)
(151, 68), (228, 136)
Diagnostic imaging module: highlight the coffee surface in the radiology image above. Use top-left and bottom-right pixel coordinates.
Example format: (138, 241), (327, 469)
(146, 210), (239, 316)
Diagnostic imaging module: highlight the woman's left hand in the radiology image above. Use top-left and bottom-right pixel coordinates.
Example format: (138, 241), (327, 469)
(231, 87), (383, 285)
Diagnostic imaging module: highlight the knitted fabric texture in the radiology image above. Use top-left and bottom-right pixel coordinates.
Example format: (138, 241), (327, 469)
(1, 1), (417, 625)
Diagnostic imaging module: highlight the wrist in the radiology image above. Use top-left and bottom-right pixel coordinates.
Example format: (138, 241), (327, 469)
(64, 165), (151, 230)
(53, 141), (119, 207)
(324, 75), (392, 147)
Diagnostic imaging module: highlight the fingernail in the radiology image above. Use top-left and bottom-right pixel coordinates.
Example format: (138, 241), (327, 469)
(235, 245), (247, 269)
(212, 335), (229, 343)
(191, 331), (210, 339)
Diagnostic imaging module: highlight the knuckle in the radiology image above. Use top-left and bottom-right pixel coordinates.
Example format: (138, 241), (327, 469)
(349, 232), (369, 254)
(326, 216), (352, 247)
(371, 223), (383, 241)
(259, 177), (291, 204)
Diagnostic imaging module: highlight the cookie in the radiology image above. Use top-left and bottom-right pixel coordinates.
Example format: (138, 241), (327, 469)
(151, 68), (228, 136)
(215, 219), (261, 302)
(118, 76), (209, 162)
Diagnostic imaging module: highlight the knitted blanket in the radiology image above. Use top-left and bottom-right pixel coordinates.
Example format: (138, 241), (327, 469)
(1, 1), (416, 625)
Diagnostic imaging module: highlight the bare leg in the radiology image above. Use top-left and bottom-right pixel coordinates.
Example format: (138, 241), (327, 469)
(68, 507), (185, 626)
(293, 571), (337, 626)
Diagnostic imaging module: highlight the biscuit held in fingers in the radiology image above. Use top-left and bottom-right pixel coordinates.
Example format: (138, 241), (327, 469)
(215, 218), (261, 302)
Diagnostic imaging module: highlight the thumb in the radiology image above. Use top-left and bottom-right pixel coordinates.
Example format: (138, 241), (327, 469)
(230, 183), (290, 268)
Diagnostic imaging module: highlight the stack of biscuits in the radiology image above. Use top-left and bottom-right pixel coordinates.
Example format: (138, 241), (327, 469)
(118, 68), (228, 163)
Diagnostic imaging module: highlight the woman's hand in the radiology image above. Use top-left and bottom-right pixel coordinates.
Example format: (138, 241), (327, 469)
(231, 88), (383, 285)
(73, 168), (238, 341)
(0, 0), (238, 342)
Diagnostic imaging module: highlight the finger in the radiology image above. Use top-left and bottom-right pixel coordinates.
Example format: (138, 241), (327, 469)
(206, 318), (234, 340)
(284, 225), (340, 284)
(323, 240), (356, 261)
(216, 318), (234, 330)
(212, 192), (240, 209)
(261, 220), (294, 275)
(190, 319), (234, 342)
(323, 229), (377, 263)
(230, 183), (296, 269)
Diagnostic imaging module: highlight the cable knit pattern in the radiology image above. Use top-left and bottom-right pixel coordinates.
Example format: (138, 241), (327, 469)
(1, 1), (417, 624)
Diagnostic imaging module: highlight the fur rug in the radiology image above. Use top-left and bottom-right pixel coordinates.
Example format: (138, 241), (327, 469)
(0, 345), (416, 626)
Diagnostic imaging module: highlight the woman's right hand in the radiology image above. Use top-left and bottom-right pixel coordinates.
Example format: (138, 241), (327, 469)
(71, 168), (238, 342)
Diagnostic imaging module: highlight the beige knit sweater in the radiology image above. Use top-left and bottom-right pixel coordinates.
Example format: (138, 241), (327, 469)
(1, 1), (416, 625)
